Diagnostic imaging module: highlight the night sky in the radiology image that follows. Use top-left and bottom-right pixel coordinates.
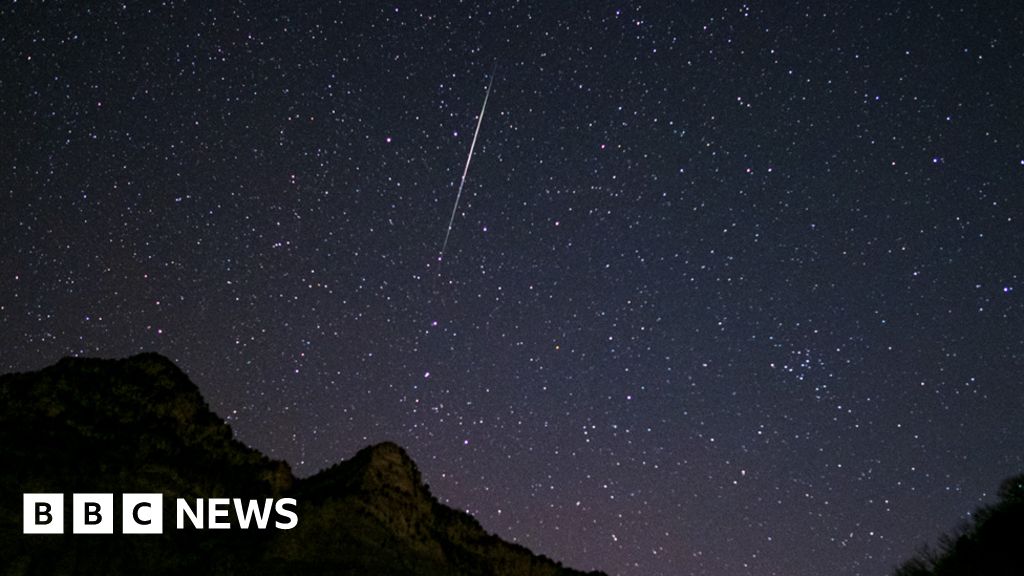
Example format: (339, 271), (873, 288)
(2, 2), (1023, 575)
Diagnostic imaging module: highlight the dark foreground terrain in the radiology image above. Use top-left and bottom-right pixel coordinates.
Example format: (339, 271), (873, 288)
(0, 354), (604, 576)
(894, 471), (1024, 576)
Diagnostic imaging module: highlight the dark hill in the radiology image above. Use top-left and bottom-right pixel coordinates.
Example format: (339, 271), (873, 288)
(894, 473), (1024, 576)
(0, 353), (604, 576)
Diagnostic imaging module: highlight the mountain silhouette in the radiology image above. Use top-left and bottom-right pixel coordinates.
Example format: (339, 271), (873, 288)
(894, 473), (1024, 576)
(0, 353), (605, 576)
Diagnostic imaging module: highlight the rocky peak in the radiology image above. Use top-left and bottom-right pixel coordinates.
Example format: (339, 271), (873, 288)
(1, 356), (604, 576)
(350, 441), (423, 495)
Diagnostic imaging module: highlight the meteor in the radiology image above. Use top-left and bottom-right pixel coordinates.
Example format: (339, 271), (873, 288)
(437, 65), (496, 272)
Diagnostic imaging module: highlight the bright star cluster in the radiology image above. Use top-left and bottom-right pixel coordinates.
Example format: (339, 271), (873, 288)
(2, 3), (1022, 575)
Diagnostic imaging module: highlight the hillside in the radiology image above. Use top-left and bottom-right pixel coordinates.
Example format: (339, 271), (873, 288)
(894, 474), (1024, 576)
(0, 353), (604, 576)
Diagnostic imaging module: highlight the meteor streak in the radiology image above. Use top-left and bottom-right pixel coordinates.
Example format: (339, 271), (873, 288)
(437, 65), (496, 271)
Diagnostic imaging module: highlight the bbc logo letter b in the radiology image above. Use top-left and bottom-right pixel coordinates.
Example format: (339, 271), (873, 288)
(73, 493), (114, 534)
(24, 494), (64, 534)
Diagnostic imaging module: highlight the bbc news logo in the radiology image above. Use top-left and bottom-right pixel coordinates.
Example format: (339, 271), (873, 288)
(23, 493), (298, 534)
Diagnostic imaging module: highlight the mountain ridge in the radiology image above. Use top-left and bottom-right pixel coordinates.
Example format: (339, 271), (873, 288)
(0, 353), (605, 576)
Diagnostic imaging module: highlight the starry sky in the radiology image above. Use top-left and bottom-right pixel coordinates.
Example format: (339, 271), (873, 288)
(2, 2), (1023, 575)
